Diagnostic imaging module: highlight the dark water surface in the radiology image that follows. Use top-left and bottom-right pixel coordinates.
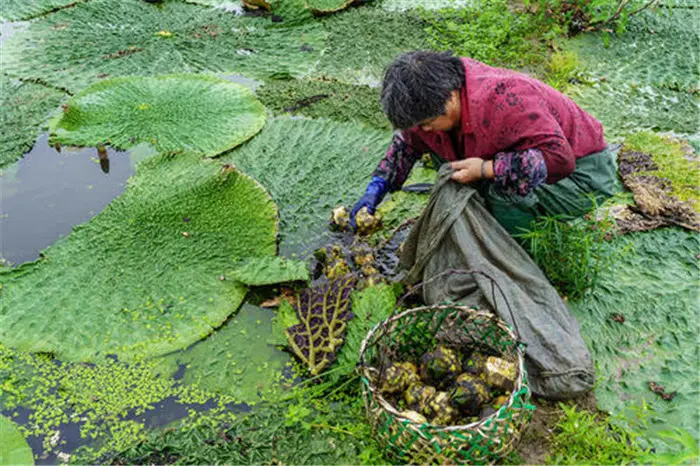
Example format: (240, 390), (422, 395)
(0, 134), (152, 265)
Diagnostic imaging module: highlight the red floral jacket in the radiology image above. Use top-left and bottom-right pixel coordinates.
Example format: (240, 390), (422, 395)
(373, 58), (606, 194)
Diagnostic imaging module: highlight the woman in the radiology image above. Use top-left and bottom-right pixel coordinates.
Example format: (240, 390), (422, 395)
(351, 51), (619, 235)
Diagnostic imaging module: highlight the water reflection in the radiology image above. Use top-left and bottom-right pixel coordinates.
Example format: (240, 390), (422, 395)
(0, 134), (154, 265)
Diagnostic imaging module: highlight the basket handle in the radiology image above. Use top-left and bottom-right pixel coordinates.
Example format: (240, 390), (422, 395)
(395, 268), (523, 342)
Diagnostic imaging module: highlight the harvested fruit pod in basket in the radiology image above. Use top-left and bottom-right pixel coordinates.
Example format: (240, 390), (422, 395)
(359, 305), (534, 464)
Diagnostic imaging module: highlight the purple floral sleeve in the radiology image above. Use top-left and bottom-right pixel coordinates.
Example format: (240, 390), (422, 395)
(493, 148), (548, 196)
(371, 131), (423, 192)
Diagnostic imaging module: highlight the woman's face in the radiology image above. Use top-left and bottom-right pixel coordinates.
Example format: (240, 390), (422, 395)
(417, 90), (461, 132)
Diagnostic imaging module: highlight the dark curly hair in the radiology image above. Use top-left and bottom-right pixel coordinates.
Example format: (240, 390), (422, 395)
(380, 51), (465, 130)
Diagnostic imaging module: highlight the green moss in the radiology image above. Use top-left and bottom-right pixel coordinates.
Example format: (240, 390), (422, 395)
(0, 154), (278, 362)
(0, 76), (66, 168)
(257, 79), (389, 129)
(623, 132), (699, 211)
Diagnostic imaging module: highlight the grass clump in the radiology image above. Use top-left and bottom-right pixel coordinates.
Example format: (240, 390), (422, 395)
(546, 403), (650, 464)
(421, 0), (552, 74)
(257, 78), (388, 129)
(518, 203), (618, 300)
(623, 131), (700, 211)
(545, 50), (586, 91)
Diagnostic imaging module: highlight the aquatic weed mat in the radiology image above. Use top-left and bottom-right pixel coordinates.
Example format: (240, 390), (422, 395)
(110, 396), (381, 465)
(565, 8), (700, 139)
(569, 228), (700, 438)
(0, 0), (86, 21)
(257, 78), (389, 129)
(0, 75), (66, 168)
(49, 74), (265, 157)
(1, 0), (326, 93)
(0, 154), (278, 362)
(313, 7), (432, 85)
(224, 117), (392, 257)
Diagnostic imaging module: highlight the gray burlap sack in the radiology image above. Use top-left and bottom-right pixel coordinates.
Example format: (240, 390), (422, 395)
(401, 165), (595, 399)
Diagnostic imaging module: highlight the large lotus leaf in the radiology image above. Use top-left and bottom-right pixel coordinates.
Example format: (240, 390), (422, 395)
(379, 0), (472, 11)
(0, 0), (85, 21)
(568, 9), (699, 94)
(285, 275), (358, 375)
(306, 0), (355, 14)
(0, 76), (66, 168)
(314, 8), (431, 85)
(49, 75), (265, 157)
(156, 304), (293, 403)
(257, 78), (389, 129)
(569, 229), (700, 438)
(0, 416), (33, 466)
(567, 80), (700, 140)
(230, 256), (309, 286)
(0, 154), (278, 362)
(224, 117), (392, 257)
(1, 0), (326, 93)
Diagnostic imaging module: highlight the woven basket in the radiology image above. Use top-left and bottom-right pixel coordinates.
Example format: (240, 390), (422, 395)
(359, 305), (534, 464)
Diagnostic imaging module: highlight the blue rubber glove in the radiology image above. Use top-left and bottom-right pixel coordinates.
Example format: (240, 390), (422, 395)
(350, 176), (389, 229)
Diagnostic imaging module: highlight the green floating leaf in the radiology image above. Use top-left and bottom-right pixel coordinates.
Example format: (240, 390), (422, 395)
(314, 8), (431, 85)
(230, 256), (309, 286)
(569, 228), (700, 439)
(2, 0), (326, 93)
(0, 155), (278, 362)
(257, 78), (389, 129)
(0, 76), (66, 168)
(0, 0), (85, 21)
(565, 9), (699, 139)
(306, 0), (355, 14)
(156, 304), (293, 403)
(380, 0), (472, 11)
(333, 284), (396, 377)
(49, 74), (265, 157)
(224, 117), (392, 257)
(0, 416), (34, 466)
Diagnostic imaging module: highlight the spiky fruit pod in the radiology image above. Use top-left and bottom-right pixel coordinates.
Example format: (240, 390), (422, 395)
(380, 362), (419, 395)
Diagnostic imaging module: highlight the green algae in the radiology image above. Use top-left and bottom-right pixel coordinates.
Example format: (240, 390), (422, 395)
(49, 75), (266, 157)
(622, 132), (699, 211)
(0, 76), (66, 168)
(256, 78), (389, 129)
(1, 0), (326, 93)
(224, 117), (392, 257)
(0, 154), (278, 362)
(314, 8), (432, 85)
(155, 304), (294, 404)
(0, 415), (33, 466)
(568, 228), (700, 439)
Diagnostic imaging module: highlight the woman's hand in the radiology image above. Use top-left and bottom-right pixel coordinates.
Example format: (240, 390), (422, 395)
(450, 159), (494, 184)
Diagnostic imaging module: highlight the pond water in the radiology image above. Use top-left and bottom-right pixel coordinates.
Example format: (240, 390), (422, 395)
(0, 134), (155, 265)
